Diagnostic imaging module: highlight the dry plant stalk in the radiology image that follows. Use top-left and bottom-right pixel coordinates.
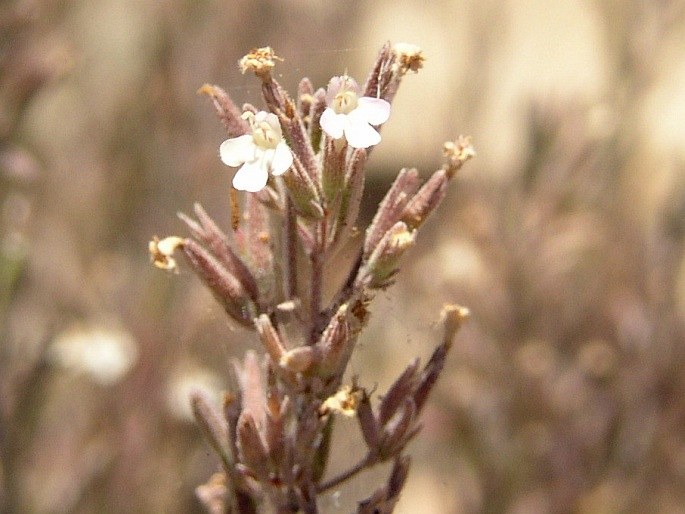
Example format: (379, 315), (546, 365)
(151, 43), (473, 513)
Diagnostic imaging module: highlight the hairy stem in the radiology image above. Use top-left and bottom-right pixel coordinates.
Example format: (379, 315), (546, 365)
(309, 221), (326, 344)
(283, 196), (298, 302)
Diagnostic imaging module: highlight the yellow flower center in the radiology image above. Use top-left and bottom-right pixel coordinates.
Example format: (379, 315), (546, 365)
(244, 112), (281, 149)
(332, 89), (358, 115)
(252, 121), (280, 149)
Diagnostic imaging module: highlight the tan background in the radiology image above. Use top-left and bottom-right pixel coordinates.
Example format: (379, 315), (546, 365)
(3, 0), (685, 512)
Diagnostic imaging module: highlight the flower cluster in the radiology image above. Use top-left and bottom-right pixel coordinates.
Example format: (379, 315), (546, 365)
(150, 42), (474, 514)
(219, 51), (396, 192)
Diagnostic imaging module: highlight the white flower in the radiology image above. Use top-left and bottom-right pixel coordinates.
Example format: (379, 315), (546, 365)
(220, 111), (293, 192)
(319, 75), (391, 149)
(48, 324), (138, 386)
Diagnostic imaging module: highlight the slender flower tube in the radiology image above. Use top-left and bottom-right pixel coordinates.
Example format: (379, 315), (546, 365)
(220, 111), (293, 192)
(319, 75), (391, 149)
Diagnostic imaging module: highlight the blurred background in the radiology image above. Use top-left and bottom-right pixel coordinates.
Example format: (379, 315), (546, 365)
(2, 0), (685, 512)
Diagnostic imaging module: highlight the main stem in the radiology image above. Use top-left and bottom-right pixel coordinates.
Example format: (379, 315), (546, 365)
(309, 221), (325, 344)
(283, 196), (298, 302)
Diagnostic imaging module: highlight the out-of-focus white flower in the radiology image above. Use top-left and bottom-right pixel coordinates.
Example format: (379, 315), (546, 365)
(219, 111), (293, 192)
(166, 367), (224, 421)
(48, 324), (138, 386)
(319, 75), (391, 149)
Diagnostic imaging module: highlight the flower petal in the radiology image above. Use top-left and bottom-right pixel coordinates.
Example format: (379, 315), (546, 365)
(232, 161), (269, 192)
(357, 97), (391, 126)
(220, 135), (255, 167)
(320, 108), (345, 139)
(343, 113), (381, 149)
(270, 142), (293, 176)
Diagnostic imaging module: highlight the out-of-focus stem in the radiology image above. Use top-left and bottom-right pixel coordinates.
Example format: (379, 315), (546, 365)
(317, 453), (375, 493)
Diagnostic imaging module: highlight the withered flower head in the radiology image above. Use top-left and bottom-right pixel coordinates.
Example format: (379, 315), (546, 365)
(149, 236), (186, 271)
(320, 384), (362, 417)
(443, 135), (476, 176)
(238, 46), (282, 76)
(393, 43), (425, 75)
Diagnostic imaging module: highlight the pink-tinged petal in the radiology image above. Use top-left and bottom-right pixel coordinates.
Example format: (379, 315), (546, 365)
(220, 135), (255, 167)
(343, 115), (381, 149)
(320, 108), (345, 139)
(270, 142), (293, 176)
(232, 161), (269, 192)
(357, 97), (391, 125)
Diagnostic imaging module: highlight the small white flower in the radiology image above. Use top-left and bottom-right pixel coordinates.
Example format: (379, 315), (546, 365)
(319, 75), (391, 149)
(220, 111), (293, 192)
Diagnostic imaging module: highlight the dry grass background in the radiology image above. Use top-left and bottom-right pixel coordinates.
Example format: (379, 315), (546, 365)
(2, 0), (685, 512)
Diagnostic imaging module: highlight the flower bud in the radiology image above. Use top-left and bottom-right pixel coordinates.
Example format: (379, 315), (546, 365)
(316, 303), (351, 376)
(400, 169), (450, 230)
(280, 346), (318, 373)
(379, 358), (420, 425)
(236, 413), (270, 480)
(362, 222), (416, 289)
(190, 390), (231, 469)
(356, 390), (380, 451)
(281, 153), (324, 220)
(182, 239), (255, 327)
(329, 148), (366, 247)
(254, 314), (285, 365)
(197, 84), (249, 138)
(363, 167), (420, 258)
